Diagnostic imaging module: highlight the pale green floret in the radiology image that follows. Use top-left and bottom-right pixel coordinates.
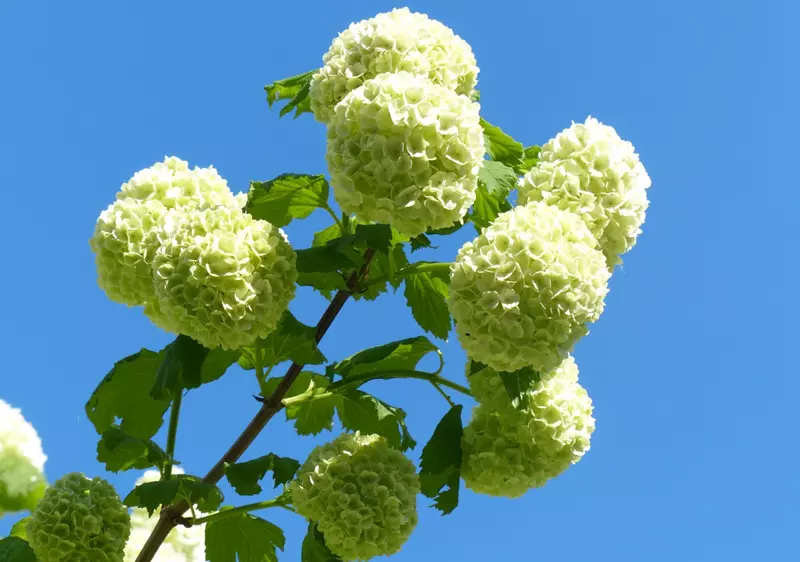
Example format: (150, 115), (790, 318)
(461, 357), (595, 497)
(0, 399), (47, 516)
(27, 472), (130, 562)
(518, 117), (651, 267)
(326, 71), (484, 237)
(310, 7), (479, 123)
(291, 433), (420, 561)
(149, 207), (298, 350)
(448, 201), (610, 373)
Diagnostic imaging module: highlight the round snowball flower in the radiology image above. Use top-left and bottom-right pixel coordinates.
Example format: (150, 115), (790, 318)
(461, 356), (595, 497)
(310, 7), (479, 123)
(448, 201), (610, 373)
(326, 72), (484, 237)
(149, 206), (297, 349)
(125, 469), (205, 562)
(518, 117), (651, 267)
(0, 400), (46, 516)
(291, 433), (420, 561)
(27, 472), (130, 562)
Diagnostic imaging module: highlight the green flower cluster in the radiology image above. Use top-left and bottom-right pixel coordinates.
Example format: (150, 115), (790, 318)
(448, 201), (610, 374)
(461, 357), (595, 497)
(518, 117), (651, 267)
(27, 472), (130, 562)
(0, 399), (47, 516)
(310, 7), (478, 124)
(90, 157), (297, 349)
(291, 433), (420, 561)
(326, 71), (484, 237)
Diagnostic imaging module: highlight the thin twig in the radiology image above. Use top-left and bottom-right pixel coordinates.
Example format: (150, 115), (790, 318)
(162, 392), (183, 480)
(430, 381), (456, 407)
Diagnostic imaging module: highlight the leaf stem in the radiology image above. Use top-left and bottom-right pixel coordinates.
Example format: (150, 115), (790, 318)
(358, 261), (451, 290)
(188, 497), (295, 526)
(323, 204), (344, 233)
(254, 341), (266, 393)
(163, 392), (183, 480)
(430, 381), (456, 407)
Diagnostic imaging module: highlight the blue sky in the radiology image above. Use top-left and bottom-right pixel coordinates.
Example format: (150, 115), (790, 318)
(1, 0), (798, 560)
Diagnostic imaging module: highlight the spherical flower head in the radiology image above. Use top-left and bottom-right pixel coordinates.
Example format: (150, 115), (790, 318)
(27, 472), (130, 562)
(448, 201), (610, 373)
(290, 433), (420, 561)
(148, 207), (298, 349)
(326, 72), (484, 237)
(310, 7), (479, 123)
(0, 400), (47, 516)
(518, 117), (651, 267)
(124, 470), (205, 562)
(461, 357), (595, 497)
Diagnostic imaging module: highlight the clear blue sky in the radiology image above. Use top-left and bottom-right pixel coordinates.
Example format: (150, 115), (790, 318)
(1, 1), (798, 560)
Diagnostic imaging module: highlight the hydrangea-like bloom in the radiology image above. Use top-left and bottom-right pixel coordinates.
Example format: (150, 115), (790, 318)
(461, 356), (595, 497)
(326, 72), (484, 237)
(291, 433), (420, 561)
(27, 472), (130, 562)
(518, 117), (651, 266)
(0, 400), (46, 516)
(448, 201), (610, 373)
(310, 7), (479, 123)
(124, 470), (205, 562)
(149, 206), (297, 349)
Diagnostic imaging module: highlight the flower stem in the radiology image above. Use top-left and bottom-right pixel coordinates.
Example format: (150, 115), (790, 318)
(188, 497), (295, 526)
(430, 381), (456, 407)
(163, 392), (183, 480)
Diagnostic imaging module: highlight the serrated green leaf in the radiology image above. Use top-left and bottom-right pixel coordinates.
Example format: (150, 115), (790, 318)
(332, 337), (439, 379)
(97, 426), (166, 473)
(419, 405), (463, 515)
(262, 372), (338, 435)
(337, 390), (416, 451)
(9, 518), (29, 540)
(427, 222), (466, 236)
(0, 537), (36, 562)
(498, 366), (541, 410)
(409, 234), (432, 252)
(123, 476), (223, 516)
(481, 118), (524, 168)
(225, 454), (301, 496)
(239, 311), (326, 371)
(478, 160), (518, 197)
(403, 269), (451, 340)
(312, 223), (344, 247)
(206, 512), (285, 562)
(470, 179), (513, 231)
(516, 145), (541, 175)
(265, 70), (314, 119)
(151, 336), (209, 400)
(302, 521), (342, 562)
(86, 349), (170, 439)
(246, 174), (330, 228)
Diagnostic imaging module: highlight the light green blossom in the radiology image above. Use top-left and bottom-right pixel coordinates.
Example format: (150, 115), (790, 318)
(327, 71), (484, 237)
(310, 7), (478, 123)
(0, 399), (46, 516)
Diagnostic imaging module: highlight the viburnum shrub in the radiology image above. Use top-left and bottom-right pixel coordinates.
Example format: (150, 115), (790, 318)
(0, 7), (651, 562)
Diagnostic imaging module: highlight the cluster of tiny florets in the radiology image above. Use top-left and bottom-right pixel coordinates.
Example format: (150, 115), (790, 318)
(310, 7), (478, 124)
(461, 357), (595, 497)
(448, 201), (610, 373)
(326, 71), (484, 237)
(518, 117), (651, 267)
(27, 472), (130, 562)
(90, 157), (297, 349)
(291, 433), (420, 561)
(0, 399), (47, 516)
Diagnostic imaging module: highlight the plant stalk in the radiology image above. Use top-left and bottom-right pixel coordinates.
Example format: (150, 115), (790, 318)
(358, 261), (451, 289)
(188, 497), (294, 526)
(163, 392), (183, 480)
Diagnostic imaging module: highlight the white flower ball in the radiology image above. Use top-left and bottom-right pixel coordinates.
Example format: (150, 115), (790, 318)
(518, 117), (651, 267)
(448, 201), (610, 373)
(310, 7), (478, 123)
(0, 399), (46, 516)
(326, 72), (484, 237)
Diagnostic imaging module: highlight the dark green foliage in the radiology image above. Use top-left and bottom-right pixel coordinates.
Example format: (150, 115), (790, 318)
(419, 405), (464, 515)
(96, 425), (166, 473)
(264, 70), (314, 118)
(123, 475), (223, 516)
(246, 174), (330, 228)
(206, 512), (285, 562)
(225, 454), (301, 496)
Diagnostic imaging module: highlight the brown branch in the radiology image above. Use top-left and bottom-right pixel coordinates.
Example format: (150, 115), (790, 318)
(134, 249), (376, 562)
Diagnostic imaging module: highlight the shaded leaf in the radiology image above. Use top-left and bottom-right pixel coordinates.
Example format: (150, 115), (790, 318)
(239, 311), (326, 371)
(337, 390), (416, 451)
(332, 337), (439, 379)
(481, 118), (524, 168)
(206, 512), (285, 562)
(409, 234), (432, 252)
(151, 336), (209, 400)
(419, 405), (463, 514)
(9, 518), (29, 540)
(265, 70), (314, 119)
(0, 537), (36, 562)
(498, 366), (541, 410)
(96, 426), (166, 473)
(123, 475), (223, 516)
(404, 269), (451, 340)
(515, 145), (541, 175)
(262, 372), (338, 435)
(302, 521), (342, 562)
(246, 174), (330, 228)
(225, 454), (301, 496)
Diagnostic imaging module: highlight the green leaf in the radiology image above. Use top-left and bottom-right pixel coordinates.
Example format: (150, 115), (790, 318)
(9, 518), (29, 540)
(419, 405), (463, 515)
(86, 349), (170, 439)
(427, 222), (466, 236)
(337, 390), (416, 451)
(470, 167), (515, 231)
(262, 372), (338, 435)
(239, 311), (326, 371)
(403, 269), (452, 340)
(201, 348), (241, 384)
(481, 118), (524, 168)
(265, 70), (314, 119)
(478, 160), (518, 197)
(332, 336), (439, 379)
(409, 234), (432, 252)
(0, 537), (36, 562)
(96, 425), (166, 473)
(225, 454), (301, 496)
(516, 145), (541, 175)
(302, 521), (342, 562)
(498, 366), (541, 410)
(151, 336), (210, 400)
(123, 475), (223, 516)
(206, 512), (285, 562)
(246, 174), (330, 228)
